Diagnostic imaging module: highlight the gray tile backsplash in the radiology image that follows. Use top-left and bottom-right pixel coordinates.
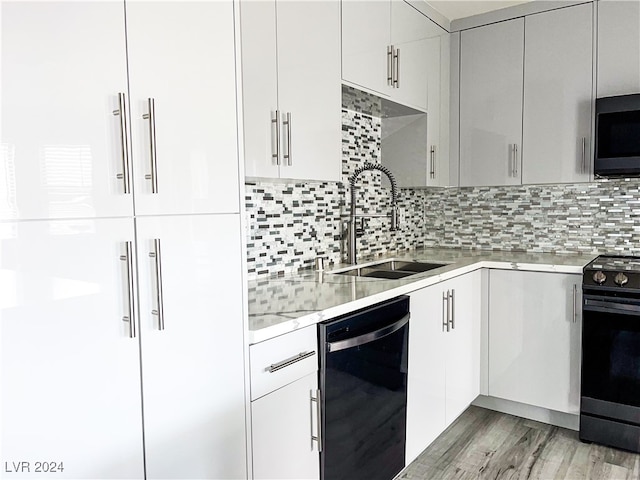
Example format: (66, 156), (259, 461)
(245, 89), (640, 279)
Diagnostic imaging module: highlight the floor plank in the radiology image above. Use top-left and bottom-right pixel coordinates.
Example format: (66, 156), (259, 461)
(399, 406), (640, 480)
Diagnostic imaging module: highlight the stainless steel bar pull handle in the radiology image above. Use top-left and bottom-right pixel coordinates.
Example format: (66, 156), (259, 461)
(387, 45), (393, 86)
(430, 145), (436, 179)
(149, 238), (165, 330)
(283, 112), (292, 166)
(268, 351), (315, 373)
(120, 241), (137, 338)
(271, 110), (280, 166)
(581, 137), (586, 174)
(442, 291), (449, 332)
(449, 289), (455, 329)
(514, 144), (518, 176)
(310, 389), (322, 452)
(572, 284), (577, 323)
(143, 98), (159, 193)
(113, 93), (131, 194)
(394, 47), (400, 87)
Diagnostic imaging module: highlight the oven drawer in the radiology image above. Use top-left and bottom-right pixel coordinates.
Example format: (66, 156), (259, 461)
(250, 325), (318, 400)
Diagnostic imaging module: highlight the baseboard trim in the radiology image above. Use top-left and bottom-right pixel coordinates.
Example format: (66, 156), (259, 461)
(472, 395), (580, 431)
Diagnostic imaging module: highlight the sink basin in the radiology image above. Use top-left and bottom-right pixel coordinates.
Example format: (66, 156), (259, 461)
(329, 259), (448, 279)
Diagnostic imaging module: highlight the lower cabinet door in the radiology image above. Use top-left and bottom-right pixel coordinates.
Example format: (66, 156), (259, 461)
(406, 285), (446, 465)
(488, 270), (582, 414)
(251, 372), (320, 480)
(135, 214), (247, 479)
(445, 271), (482, 423)
(0, 218), (144, 479)
(406, 271), (482, 465)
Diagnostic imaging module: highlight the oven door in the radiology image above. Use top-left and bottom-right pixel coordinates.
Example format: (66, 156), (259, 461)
(581, 293), (640, 454)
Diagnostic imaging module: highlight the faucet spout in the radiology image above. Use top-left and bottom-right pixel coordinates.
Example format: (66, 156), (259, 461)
(347, 163), (399, 264)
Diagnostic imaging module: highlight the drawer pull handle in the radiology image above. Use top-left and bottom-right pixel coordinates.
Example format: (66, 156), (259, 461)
(267, 351), (316, 373)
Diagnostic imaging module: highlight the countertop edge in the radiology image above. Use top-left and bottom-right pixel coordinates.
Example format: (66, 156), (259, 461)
(247, 256), (590, 344)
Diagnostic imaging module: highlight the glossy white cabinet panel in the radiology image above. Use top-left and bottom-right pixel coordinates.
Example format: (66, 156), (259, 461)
(341, 0), (391, 97)
(426, 27), (451, 187)
(445, 271), (482, 422)
(0, 218), (144, 479)
(406, 270), (482, 465)
(240, 0), (279, 179)
(460, 18), (524, 187)
(406, 284), (446, 465)
(488, 270), (582, 415)
(522, 3), (593, 185)
(126, 1), (240, 215)
(390, 0), (430, 111)
(277, 0), (341, 182)
(135, 214), (246, 479)
(251, 372), (320, 480)
(597, 0), (640, 97)
(0, 2), (132, 221)
(250, 324), (318, 400)
(241, 0), (341, 182)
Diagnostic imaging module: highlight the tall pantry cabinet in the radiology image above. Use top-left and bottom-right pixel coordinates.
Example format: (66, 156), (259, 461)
(0, 2), (247, 479)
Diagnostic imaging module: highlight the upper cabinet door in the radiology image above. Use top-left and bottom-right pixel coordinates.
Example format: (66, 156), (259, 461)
(460, 18), (524, 187)
(597, 0), (640, 97)
(390, 0), (431, 111)
(0, 2), (132, 221)
(240, 0), (280, 179)
(126, 1), (240, 216)
(1, 218), (144, 479)
(341, 0), (392, 97)
(522, 3), (593, 185)
(277, 0), (341, 182)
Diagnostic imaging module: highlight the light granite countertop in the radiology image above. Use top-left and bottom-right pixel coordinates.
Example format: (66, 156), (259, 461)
(247, 248), (597, 344)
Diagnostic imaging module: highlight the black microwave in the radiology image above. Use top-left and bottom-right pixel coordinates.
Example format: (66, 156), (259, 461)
(594, 93), (640, 177)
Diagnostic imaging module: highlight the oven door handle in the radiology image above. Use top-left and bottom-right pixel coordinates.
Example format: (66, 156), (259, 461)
(326, 313), (409, 353)
(584, 297), (640, 315)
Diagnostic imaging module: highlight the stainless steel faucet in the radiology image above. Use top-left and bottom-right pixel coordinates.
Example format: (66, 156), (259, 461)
(347, 163), (399, 264)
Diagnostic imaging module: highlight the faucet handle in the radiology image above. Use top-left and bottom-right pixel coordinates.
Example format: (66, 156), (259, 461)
(390, 205), (399, 231)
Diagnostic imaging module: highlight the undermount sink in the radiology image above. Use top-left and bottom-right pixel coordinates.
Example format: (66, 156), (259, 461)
(329, 259), (449, 279)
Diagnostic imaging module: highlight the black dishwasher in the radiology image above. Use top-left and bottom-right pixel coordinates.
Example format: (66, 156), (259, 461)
(319, 296), (410, 480)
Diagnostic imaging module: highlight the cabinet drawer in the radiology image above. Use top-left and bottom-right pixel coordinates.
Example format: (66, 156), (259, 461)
(250, 325), (318, 400)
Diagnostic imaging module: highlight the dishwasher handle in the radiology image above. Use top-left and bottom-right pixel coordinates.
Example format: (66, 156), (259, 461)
(326, 313), (409, 353)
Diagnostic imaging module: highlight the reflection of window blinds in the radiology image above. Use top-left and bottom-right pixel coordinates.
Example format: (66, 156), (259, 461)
(0, 143), (18, 219)
(40, 145), (92, 187)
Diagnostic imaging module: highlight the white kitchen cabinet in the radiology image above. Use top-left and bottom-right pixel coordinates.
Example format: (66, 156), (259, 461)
(126, 1), (240, 216)
(0, 217), (247, 480)
(522, 3), (593, 184)
(389, 0), (430, 111)
(0, 1), (239, 220)
(459, 18), (524, 187)
(135, 214), (247, 479)
(0, 218), (145, 479)
(460, 4), (595, 187)
(341, 0), (435, 111)
(249, 325), (320, 480)
(597, 0), (640, 98)
(341, 0), (391, 98)
(381, 20), (450, 187)
(488, 270), (582, 415)
(406, 270), (482, 464)
(1, 2), (247, 479)
(251, 372), (320, 480)
(240, 0), (341, 182)
(426, 30), (451, 187)
(0, 1), (132, 221)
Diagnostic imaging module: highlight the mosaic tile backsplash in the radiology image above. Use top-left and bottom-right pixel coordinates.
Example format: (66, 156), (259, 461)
(245, 101), (428, 277)
(245, 89), (640, 278)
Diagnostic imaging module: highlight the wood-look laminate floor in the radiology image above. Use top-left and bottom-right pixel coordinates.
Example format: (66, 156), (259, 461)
(398, 406), (640, 480)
